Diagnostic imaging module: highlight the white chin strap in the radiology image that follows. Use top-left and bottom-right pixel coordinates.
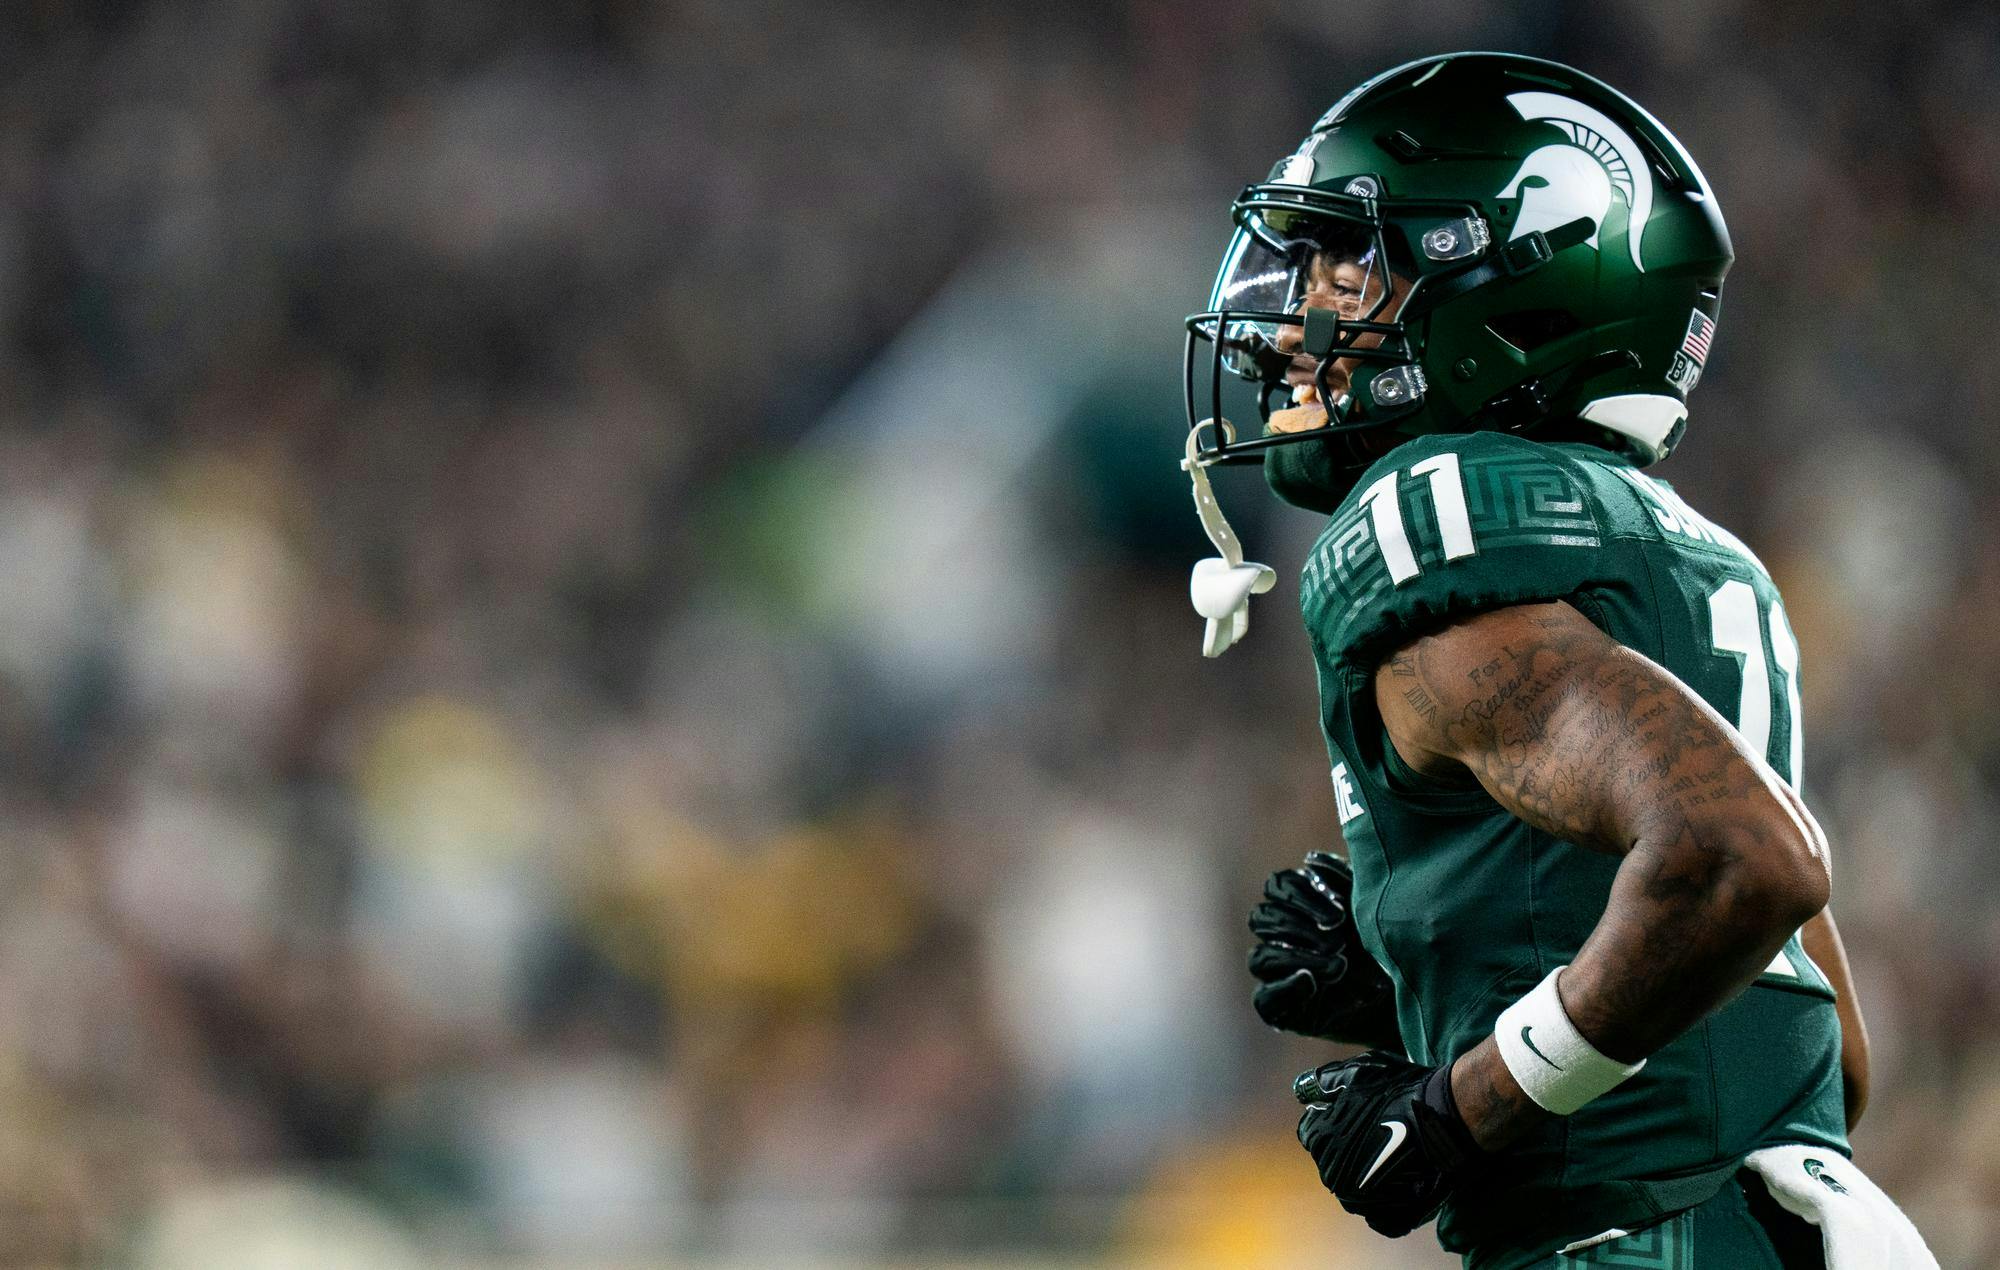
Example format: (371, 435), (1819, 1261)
(1182, 420), (1276, 658)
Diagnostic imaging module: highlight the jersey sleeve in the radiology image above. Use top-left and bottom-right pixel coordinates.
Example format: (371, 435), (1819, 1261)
(1299, 431), (1616, 670)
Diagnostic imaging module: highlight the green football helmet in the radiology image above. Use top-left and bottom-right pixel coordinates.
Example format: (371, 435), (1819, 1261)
(1183, 52), (1733, 510)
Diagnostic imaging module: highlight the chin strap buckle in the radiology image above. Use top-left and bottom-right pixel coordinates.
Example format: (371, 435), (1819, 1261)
(1501, 215), (1594, 275)
(1182, 421), (1277, 657)
(1500, 229), (1555, 274)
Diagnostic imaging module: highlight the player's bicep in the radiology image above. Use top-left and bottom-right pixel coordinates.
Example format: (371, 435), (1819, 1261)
(1372, 600), (1786, 857)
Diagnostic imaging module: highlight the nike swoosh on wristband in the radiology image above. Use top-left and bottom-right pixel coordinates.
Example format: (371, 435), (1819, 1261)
(1521, 1025), (1565, 1070)
(1358, 1120), (1409, 1188)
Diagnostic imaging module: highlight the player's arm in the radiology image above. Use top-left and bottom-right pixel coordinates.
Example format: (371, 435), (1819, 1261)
(1801, 905), (1870, 1130)
(1372, 599), (1831, 1151)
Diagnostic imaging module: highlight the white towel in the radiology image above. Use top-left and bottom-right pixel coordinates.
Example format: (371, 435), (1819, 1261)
(1743, 1144), (1937, 1269)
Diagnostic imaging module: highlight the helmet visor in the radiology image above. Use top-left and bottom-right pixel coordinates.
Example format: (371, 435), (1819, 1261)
(1201, 215), (1378, 379)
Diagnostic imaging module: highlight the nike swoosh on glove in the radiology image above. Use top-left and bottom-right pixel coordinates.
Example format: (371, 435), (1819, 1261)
(1249, 851), (1399, 1045)
(1294, 1049), (1486, 1238)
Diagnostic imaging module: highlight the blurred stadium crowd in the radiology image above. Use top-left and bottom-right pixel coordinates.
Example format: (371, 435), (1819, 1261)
(0, 1), (1996, 1266)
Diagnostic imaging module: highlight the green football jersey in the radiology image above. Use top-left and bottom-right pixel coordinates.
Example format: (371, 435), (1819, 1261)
(1298, 431), (1848, 1268)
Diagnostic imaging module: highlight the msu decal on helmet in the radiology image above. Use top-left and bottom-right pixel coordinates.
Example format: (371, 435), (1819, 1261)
(1500, 92), (1655, 272)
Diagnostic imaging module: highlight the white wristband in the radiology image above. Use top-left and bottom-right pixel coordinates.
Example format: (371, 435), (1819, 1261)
(1494, 967), (1645, 1115)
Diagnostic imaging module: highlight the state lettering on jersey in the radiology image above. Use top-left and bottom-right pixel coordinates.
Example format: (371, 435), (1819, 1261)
(1611, 467), (1767, 573)
(1332, 761), (1367, 826)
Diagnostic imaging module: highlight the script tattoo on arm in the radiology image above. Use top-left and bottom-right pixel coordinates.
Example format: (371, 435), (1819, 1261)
(1373, 601), (1832, 1150)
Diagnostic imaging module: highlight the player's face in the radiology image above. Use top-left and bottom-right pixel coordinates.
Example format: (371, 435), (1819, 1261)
(1267, 250), (1412, 435)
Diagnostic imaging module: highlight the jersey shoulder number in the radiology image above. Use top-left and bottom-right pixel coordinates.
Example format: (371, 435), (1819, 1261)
(1300, 432), (1610, 668)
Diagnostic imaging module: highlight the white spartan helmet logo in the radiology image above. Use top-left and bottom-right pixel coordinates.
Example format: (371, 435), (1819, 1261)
(1499, 92), (1655, 272)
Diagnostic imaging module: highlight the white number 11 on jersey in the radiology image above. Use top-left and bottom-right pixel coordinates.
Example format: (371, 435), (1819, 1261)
(1710, 579), (1817, 983)
(1707, 579), (1802, 787)
(1357, 453), (1477, 585)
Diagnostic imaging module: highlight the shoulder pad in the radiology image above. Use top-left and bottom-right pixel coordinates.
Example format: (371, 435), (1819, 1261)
(1300, 432), (1610, 669)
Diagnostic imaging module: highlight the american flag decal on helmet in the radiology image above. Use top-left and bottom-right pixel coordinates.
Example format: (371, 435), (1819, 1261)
(1666, 308), (1715, 394)
(1681, 310), (1715, 365)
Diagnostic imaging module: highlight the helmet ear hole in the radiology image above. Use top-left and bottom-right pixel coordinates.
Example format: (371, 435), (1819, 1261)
(1486, 309), (1581, 354)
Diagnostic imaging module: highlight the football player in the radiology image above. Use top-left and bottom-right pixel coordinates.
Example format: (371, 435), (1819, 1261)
(1184, 53), (1934, 1266)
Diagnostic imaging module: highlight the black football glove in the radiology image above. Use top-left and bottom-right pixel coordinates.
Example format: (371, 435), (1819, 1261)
(1248, 852), (1399, 1045)
(1293, 1049), (1486, 1238)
